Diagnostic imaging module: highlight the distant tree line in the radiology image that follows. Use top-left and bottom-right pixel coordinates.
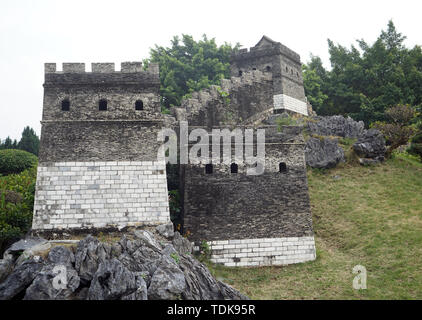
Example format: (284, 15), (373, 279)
(0, 126), (40, 156)
(302, 20), (422, 127)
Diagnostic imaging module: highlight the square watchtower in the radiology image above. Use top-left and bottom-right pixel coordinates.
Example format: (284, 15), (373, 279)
(230, 36), (308, 115)
(33, 62), (170, 231)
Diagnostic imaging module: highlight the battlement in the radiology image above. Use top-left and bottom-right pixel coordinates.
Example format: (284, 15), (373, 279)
(44, 62), (160, 87)
(44, 62), (157, 74)
(231, 41), (301, 64)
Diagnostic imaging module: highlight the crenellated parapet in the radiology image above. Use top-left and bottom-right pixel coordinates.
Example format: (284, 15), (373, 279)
(44, 62), (159, 88)
(44, 62), (157, 74)
(231, 41), (301, 64)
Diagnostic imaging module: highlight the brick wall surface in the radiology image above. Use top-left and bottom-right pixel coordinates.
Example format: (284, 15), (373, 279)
(194, 236), (316, 267)
(33, 161), (170, 230)
(274, 94), (308, 116)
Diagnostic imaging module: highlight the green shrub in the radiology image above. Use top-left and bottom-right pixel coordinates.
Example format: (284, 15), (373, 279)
(0, 166), (37, 254)
(276, 116), (298, 130)
(408, 132), (422, 161)
(0, 149), (37, 175)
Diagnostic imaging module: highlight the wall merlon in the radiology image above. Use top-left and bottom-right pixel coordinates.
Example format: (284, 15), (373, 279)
(45, 63), (56, 73)
(63, 63), (86, 73)
(147, 63), (159, 75)
(92, 63), (115, 73)
(121, 61), (143, 73)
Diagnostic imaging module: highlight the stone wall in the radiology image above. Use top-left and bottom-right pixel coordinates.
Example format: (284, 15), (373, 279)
(39, 121), (162, 162)
(182, 126), (316, 266)
(175, 70), (273, 128)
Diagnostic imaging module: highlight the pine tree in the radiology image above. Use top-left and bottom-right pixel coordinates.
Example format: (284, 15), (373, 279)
(18, 126), (40, 156)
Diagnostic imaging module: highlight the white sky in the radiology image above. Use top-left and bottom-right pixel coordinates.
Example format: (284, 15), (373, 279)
(0, 0), (421, 140)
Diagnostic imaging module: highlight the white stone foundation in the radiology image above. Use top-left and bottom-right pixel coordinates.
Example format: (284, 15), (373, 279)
(32, 160), (170, 230)
(199, 236), (316, 267)
(273, 94), (308, 116)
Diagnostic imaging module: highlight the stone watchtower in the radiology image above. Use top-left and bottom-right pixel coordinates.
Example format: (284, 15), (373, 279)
(32, 62), (170, 231)
(230, 35), (308, 115)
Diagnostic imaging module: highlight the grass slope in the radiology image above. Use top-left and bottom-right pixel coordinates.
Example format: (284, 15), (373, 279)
(207, 154), (422, 299)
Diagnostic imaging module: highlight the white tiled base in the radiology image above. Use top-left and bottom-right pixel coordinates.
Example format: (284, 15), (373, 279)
(196, 236), (316, 267)
(274, 94), (308, 116)
(32, 160), (170, 230)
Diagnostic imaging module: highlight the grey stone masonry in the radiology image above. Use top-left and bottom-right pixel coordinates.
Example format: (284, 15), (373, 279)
(33, 61), (170, 231)
(230, 35), (307, 106)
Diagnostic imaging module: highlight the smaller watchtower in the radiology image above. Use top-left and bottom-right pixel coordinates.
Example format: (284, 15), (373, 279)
(230, 36), (308, 115)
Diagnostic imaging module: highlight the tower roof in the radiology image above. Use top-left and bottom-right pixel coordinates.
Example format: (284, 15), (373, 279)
(254, 35), (278, 48)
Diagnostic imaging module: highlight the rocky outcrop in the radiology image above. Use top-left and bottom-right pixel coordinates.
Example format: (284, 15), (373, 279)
(353, 129), (386, 165)
(172, 232), (193, 255)
(87, 259), (138, 300)
(0, 257), (43, 300)
(307, 115), (365, 139)
(155, 222), (175, 239)
(24, 246), (80, 300)
(305, 115), (386, 168)
(305, 137), (345, 169)
(0, 226), (247, 300)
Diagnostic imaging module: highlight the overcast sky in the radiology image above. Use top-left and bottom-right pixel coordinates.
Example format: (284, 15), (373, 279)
(1, 0), (421, 140)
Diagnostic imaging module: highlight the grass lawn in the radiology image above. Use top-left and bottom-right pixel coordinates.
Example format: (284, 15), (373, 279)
(207, 154), (422, 299)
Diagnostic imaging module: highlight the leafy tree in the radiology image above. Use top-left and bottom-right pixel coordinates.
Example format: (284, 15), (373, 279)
(144, 34), (240, 112)
(302, 57), (328, 114)
(18, 126), (39, 156)
(372, 105), (416, 157)
(302, 20), (422, 126)
(408, 121), (422, 161)
(0, 149), (38, 175)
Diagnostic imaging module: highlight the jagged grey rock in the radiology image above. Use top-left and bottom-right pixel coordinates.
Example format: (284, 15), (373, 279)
(133, 230), (162, 251)
(353, 129), (386, 163)
(148, 254), (186, 300)
(156, 222), (175, 239)
(47, 246), (75, 267)
(5, 237), (48, 255)
(178, 254), (247, 300)
(217, 280), (249, 300)
(74, 235), (111, 283)
(0, 257), (43, 300)
(23, 264), (80, 300)
(307, 115), (365, 138)
(305, 137), (345, 169)
(121, 273), (148, 300)
(14, 241), (52, 266)
(6, 237), (50, 266)
(87, 258), (137, 300)
(0, 252), (15, 283)
(24, 247), (79, 300)
(0, 233), (248, 300)
(172, 232), (193, 255)
(118, 245), (161, 276)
